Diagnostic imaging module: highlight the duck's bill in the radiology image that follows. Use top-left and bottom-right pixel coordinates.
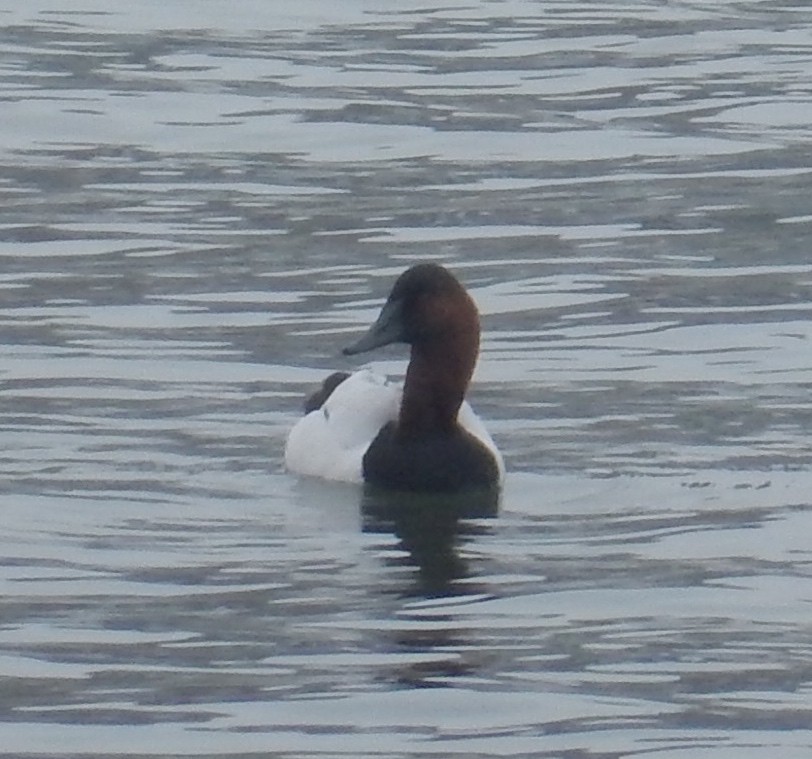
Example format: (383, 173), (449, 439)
(343, 299), (405, 355)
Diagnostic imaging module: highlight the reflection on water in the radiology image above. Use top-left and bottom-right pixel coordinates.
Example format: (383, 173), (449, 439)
(362, 486), (499, 597)
(1, 0), (812, 756)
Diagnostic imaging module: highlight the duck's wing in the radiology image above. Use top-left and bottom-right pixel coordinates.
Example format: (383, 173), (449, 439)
(284, 370), (400, 483)
(457, 401), (505, 484)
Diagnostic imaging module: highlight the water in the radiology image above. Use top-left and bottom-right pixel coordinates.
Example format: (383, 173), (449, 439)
(1, 1), (811, 756)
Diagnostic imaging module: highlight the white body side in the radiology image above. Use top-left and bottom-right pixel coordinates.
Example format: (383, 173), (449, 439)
(284, 369), (504, 484)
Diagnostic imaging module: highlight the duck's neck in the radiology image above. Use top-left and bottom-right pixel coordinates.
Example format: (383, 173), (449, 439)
(398, 333), (479, 438)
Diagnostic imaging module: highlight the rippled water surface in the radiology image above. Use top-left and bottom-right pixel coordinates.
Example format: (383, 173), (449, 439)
(2, 1), (812, 757)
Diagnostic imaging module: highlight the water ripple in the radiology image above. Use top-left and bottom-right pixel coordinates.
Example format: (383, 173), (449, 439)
(2, 1), (812, 757)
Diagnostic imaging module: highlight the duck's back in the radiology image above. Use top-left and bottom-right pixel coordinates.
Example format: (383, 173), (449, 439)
(285, 369), (503, 489)
(284, 370), (399, 483)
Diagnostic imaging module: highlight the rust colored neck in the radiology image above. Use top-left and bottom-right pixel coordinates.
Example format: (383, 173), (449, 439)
(398, 324), (479, 438)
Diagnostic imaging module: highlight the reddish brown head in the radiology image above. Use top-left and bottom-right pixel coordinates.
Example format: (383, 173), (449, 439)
(344, 263), (480, 437)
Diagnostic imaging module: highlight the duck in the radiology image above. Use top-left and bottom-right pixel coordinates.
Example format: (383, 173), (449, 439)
(284, 263), (504, 493)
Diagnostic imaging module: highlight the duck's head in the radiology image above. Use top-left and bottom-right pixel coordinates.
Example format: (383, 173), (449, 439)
(343, 263), (479, 357)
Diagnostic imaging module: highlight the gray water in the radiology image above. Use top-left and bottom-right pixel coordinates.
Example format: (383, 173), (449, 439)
(2, 1), (812, 757)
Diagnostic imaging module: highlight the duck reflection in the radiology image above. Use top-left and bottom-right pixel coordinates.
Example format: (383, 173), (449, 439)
(361, 486), (498, 597)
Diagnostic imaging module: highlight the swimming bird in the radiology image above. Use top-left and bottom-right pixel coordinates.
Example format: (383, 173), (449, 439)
(285, 263), (503, 492)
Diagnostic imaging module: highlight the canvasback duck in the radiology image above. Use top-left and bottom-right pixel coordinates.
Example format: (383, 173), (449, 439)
(285, 263), (504, 492)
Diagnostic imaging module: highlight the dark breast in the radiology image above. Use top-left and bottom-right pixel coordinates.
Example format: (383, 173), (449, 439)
(362, 422), (500, 493)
